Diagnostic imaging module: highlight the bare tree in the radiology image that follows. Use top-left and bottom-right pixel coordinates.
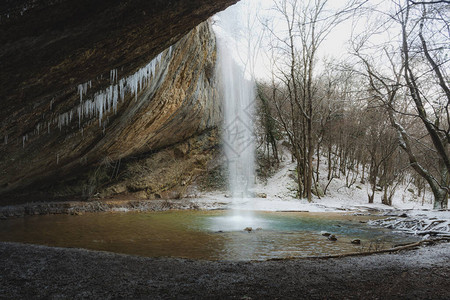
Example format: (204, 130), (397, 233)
(264, 0), (363, 201)
(354, 0), (449, 208)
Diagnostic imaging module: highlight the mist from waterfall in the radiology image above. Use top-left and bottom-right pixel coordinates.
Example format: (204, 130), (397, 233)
(214, 3), (256, 213)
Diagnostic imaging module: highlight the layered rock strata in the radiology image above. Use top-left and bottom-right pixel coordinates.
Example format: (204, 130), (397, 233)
(0, 18), (224, 203)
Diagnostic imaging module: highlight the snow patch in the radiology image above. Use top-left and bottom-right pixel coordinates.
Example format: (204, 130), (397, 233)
(369, 216), (450, 237)
(193, 147), (449, 236)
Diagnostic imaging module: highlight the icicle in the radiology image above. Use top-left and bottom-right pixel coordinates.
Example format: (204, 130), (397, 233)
(139, 68), (144, 90)
(107, 86), (113, 113)
(133, 74), (138, 101)
(58, 112), (70, 130)
(4, 135), (8, 145)
(119, 79), (125, 100)
(113, 85), (119, 113)
(52, 44), (172, 131)
(95, 93), (105, 126)
(78, 84), (83, 102)
(110, 69), (118, 84)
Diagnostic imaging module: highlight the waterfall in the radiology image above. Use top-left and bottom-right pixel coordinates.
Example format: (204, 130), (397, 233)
(215, 4), (256, 209)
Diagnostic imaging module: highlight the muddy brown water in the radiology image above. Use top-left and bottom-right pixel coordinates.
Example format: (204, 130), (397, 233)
(0, 210), (419, 260)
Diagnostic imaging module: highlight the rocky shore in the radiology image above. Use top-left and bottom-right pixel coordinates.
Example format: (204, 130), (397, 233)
(1, 241), (449, 299)
(0, 199), (209, 220)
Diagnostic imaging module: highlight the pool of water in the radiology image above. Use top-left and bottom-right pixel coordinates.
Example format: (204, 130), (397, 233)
(0, 210), (419, 260)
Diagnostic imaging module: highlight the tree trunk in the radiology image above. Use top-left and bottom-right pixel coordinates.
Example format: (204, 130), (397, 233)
(327, 144), (332, 181)
(433, 189), (448, 210)
(307, 147), (313, 202)
(361, 162), (365, 184)
(382, 185), (391, 206)
(368, 158), (378, 204)
(316, 145), (320, 185)
(296, 160), (303, 198)
(390, 113), (448, 209)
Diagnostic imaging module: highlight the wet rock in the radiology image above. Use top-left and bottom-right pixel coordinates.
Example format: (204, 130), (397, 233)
(351, 239), (361, 245)
(328, 235), (337, 241)
(399, 213), (408, 218)
(321, 232), (331, 237)
(244, 227), (252, 232)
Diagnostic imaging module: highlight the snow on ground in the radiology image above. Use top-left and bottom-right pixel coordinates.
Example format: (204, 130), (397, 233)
(369, 217), (450, 238)
(193, 149), (449, 236)
(195, 156), (435, 213)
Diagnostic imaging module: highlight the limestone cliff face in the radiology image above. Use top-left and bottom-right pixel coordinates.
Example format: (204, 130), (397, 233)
(0, 0), (238, 114)
(0, 20), (223, 203)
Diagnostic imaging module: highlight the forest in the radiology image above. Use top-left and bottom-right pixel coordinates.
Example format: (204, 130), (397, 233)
(242, 0), (450, 209)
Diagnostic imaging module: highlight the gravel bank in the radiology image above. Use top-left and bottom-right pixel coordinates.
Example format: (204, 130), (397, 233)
(0, 199), (205, 219)
(1, 241), (449, 299)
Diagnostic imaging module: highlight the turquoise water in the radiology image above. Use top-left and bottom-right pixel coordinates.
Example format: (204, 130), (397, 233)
(0, 210), (419, 260)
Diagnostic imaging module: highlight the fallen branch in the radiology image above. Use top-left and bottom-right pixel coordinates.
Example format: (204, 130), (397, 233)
(266, 238), (450, 261)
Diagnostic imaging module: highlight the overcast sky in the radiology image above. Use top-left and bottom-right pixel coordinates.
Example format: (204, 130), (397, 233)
(214, 0), (394, 80)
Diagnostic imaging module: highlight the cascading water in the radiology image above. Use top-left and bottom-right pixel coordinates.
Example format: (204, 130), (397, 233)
(220, 54), (256, 202)
(214, 3), (258, 227)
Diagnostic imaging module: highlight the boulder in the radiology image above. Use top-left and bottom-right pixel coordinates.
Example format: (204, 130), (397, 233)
(328, 235), (337, 241)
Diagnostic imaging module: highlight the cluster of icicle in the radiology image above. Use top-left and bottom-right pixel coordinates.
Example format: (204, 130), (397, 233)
(13, 46), (173, 149)
(369, 216), (450, 237)
(67, 47), (172, 129)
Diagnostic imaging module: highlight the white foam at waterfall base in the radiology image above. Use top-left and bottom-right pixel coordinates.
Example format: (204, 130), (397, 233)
(208, 211), (272, 232)
(214, 3), (257, 229)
